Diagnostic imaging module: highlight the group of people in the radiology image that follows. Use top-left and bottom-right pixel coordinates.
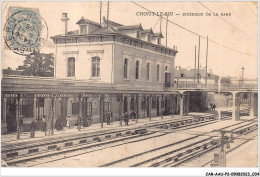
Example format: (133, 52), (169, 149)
(122, 111), (137, 126)
(210, 103), (216, 111)
(103, 110), (113, 125)
(18, 110), (137, 138)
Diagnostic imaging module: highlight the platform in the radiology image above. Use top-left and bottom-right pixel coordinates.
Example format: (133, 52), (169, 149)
(1, 114), (213, 148)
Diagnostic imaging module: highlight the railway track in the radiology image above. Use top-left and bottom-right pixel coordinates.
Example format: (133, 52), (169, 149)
(99, 117), (257, 167)
(3, 111), (256, 167)
(162, 121), (258, 167)
(3, 114), (217, 166)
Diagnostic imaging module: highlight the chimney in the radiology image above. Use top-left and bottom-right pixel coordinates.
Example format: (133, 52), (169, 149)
(61, 13), (69, 35)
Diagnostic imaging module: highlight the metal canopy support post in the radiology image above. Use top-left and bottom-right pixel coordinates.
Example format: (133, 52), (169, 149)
(232, 92), (240, 121)
(16, 94), (21, 140)
(186, 93), (189, 115)
(180, 94), (184, 117)
(136, 94), (139, 123)
(100, 94), (104, 128)
(149, 95), (152, 121)
(249, 93), (255, 117)
(119, 94), (122, 126)
(51, 94), (56, 135)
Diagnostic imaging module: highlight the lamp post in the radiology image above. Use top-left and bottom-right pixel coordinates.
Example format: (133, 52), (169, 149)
(241, 66), (245, 81)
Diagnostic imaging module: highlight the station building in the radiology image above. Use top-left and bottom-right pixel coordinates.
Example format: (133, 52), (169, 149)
(1, 14), (193, 134)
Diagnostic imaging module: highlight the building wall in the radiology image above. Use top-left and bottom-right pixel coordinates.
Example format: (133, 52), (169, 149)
(113, 43), (175, 90)
(55, 43), (113, 83)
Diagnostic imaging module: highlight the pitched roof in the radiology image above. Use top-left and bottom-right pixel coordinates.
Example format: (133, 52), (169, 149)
(117, 24), (143, 31)
(76, 17), (101, 27)
(141, 28), (154, 35)
(153, 32), (164, 38)
(103, 17), (123, 27)
(67, 30), (79, 35)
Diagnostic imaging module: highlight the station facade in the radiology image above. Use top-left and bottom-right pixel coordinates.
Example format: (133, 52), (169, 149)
(1, 14), (193, 134)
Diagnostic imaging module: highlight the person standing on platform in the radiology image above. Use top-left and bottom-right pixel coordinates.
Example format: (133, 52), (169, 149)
(77, 114), (82, 131)
(42, 115), (47, 135)
(66, 115), (71, 129)
(55, 115), (63, 131)
(18, 115), (24, 134)
(30, 119), (37, 138)
(46, 116), (52, 135)
(106, 111), (112, 125)
(103, 110), (107, 124)
(124, 112), (129, 126)
(213, 104), (216, 111)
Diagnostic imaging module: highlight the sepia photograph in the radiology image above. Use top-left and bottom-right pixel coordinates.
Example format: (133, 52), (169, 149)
(0, 0), (259, 176)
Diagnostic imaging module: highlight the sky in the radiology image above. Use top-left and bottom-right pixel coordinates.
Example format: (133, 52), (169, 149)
(1, 1), (258, 79)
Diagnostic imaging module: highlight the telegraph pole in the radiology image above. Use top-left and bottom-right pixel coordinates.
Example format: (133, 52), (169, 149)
(205, 36), (208, 86)
(107, 1), (109, 29)
(166, 15), (168, 47)
(197, 36), (201, 83)
(241, 66), (245, 81)
(160, 15), (162, 34)
(100, 1), (102, 26)
(211, 129), (234, 167)
(194, 45), (197, 86)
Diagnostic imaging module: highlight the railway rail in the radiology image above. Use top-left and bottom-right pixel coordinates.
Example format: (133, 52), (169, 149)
(100, 118), (257, 167)
(3, 114), (217, 166)
(2, 109), (256, 168)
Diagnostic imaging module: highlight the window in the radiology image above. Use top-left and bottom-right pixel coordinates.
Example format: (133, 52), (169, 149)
(156, 64), (160, 81)
(68, 57), (75, 77)
(146, 63), (150, 81)
(92, 56), (100, 77)
(181, 73), (185, 77)
(137, 31), (140, 39)
(148, 35), (151, 42)
(124, 58), (128, 79)
(161, 100), (165, 108)
(80, 25), (86, 34)
(135, 60), (140, 79)
(207, 73), (211, 77)
(72, 103), (79, 115)
(157, 38), (161, 45)
(104, 102), (109, 111)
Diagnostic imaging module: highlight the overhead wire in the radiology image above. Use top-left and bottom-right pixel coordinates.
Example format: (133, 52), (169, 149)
(197, 1), (257, 40)
(131, 1), (257, 57)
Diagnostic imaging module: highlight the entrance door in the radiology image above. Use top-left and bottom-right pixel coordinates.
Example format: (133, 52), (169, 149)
(82, 101), (92, 125)
(61, 98), (67, 126)
(104, 102), (109, 112)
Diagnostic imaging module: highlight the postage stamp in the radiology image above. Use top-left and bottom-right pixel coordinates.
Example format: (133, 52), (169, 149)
(3, 7), (48, 56)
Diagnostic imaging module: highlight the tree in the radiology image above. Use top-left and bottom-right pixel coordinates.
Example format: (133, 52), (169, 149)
(17, 53), (54, 77)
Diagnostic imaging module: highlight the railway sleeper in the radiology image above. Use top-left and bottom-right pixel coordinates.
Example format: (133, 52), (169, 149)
(3, 129), (144, 160)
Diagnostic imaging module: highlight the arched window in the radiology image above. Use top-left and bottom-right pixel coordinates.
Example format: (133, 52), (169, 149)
(92, 56), (100, 77)
(67, 57), (75, 77)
